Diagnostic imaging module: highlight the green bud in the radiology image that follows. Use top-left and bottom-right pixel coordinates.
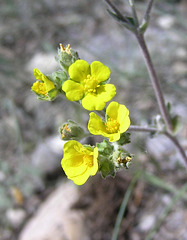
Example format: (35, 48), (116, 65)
(98, 155), (116, 179)
(60, 120), (85, 141)
(112, 148), (133, 169)
(57, 44), (79, 72)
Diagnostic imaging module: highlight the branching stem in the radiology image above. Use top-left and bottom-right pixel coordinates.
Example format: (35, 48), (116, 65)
(103, 0), (187, 166)
(129, 125), (187, 166)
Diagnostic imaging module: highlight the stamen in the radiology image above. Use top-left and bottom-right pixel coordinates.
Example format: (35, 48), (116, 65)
(105, 118), (120, 134)
(83, 155), (93, 167)
(83, 75), (100, 93)
(60, 43), (65, 51)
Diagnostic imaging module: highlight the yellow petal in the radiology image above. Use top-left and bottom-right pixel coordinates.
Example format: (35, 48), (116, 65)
(82, 84), (116, 111)
(69, 60), (90, 83)
(90, 61), (111, 83)
(70, 169), (91, 185)
(117, 104), (130, 124)
(106, 102), (130, 134)
(88, 112), (107, 136)
(119, 115), (130, 133)
(90, 147), (99, 175)
(62, 80), (84, 101)
(33, 68), (43, 80)
(109, 132), (121, 142)
(106, 101), (119, 120)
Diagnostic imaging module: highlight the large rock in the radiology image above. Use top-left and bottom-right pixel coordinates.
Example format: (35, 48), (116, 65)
(19, 181), (88, 240)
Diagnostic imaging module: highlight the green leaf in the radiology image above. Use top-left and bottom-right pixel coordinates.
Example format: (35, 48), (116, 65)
(97, 140), (114, 156)
(139, 18), (149, 34)
(107, 9), (136, 31)
(171, 115), (181, 135)
(98, 155), (116, 179)
(48, 88), (58, 100)
(51, 71), (67, 89)
(117, 132), (131, 145)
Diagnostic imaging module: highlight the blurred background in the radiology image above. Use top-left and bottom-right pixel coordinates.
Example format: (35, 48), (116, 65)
(0, 0), (187, 240)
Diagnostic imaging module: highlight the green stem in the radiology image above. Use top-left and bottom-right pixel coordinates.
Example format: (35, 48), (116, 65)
(111, 170), (141, 240)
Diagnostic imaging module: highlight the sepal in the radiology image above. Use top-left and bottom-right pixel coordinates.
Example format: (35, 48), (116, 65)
(60, 120), (85, 141)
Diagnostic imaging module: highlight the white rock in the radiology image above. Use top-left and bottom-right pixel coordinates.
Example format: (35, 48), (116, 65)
(6, 209), (26, 228)
(175, 48), (187, 59)
(19, 181), (88, 240)
(172, 62), (187, 75)
(25, 52), (58, 75)
(138, 214), (156, 232)
(157, 15), (175, 29)
(31, 135), (65, 175)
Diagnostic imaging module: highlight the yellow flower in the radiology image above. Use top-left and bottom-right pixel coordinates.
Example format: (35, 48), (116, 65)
(61, 140), (98, 185)
(62, 60), (116, 111)
(31, 68), (55, 96)
(88, 101), (130, 142)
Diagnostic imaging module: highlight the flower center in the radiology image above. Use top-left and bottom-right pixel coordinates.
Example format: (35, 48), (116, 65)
(83, 75), (100, 93)
(32, 81), (48, 96)
(105, 118), (120, 134)
(83, 155), (93, 167)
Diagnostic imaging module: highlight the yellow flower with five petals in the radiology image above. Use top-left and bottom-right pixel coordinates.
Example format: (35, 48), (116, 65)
(62, 60), (116, 111)
(88, 101), (130, 142)
(61, 140), (98, 185)
(31, 68), (55, 97)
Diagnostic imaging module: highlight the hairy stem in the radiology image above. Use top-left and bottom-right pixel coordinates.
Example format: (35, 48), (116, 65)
(129, 125), (157, 133)
(135, 33), (173, 133)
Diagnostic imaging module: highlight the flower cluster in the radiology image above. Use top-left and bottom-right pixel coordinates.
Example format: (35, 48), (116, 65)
(31, 44), (132, 185)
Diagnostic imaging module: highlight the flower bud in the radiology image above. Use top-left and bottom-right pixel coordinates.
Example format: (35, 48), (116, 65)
(60, 120), (85, 141)
(57, 44), (79, 72)
(113, 148), (132, 169)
